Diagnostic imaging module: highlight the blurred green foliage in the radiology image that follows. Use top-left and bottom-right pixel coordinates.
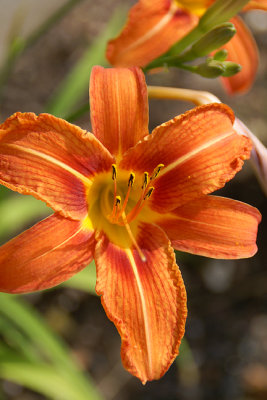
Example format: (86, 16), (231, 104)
(0, 293), (103, 400)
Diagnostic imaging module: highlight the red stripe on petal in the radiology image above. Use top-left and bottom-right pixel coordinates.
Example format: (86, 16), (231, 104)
(90, 66), (149, 159)
(95, 222), (187, 383)
(156, 195), (261, 259)
(0, 112), (114, 219)
(0, 213), (95, 294)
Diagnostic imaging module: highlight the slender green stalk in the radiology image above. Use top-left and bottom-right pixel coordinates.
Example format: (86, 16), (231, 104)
(65, 103), (90, 123)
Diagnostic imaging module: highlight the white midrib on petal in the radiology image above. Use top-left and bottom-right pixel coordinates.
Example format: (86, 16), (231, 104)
(123, 3), (177, 53)
(125, 248), (153, 378)
(160, 130), (234, 176)
(4, 143), (92, 187)
(28, 225), (84, 264)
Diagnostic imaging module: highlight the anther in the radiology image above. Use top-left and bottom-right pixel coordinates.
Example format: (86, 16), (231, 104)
(115, 196), (121, 206)
(144, 187), (154, 200)
(112, 164), (117, 180)
(116, 174), (135, 222)
(142, 172), (149, 189)
(150, 164), (164, 180)
(128, 172), (135, 187)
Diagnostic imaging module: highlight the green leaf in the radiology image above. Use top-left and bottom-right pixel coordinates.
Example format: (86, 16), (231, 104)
(63, 262), (96, 293)
(0, 315), (41, 363)
(0, 356), (93, 400)
(45, 8), (126, 118)
(0, 193), (51, 240)
(0, 294), (103, 400)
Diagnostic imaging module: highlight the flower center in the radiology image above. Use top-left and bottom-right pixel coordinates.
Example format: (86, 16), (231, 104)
(87, 164), (164, 259)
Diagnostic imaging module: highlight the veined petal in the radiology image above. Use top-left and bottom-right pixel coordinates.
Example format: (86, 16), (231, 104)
(221, 17), (259, 94)
(0, 213), (95, 294)
(94, 222), (187, 383)
(0, 112), (114, 219)
(90, 66), (149, 159)
(243, 0), (267, 10)
(155, 195), (261, 259)
(106, 0), (198, 67)
(120, 103), (252, 212)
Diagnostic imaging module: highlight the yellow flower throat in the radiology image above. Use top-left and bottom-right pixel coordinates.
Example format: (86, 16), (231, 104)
(174, 0), (209, 16)
(86, 164), (164, 259)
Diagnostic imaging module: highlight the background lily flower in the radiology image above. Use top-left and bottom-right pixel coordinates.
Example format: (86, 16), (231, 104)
(0, 66), (261, 383)
(106, 0), (267, 94)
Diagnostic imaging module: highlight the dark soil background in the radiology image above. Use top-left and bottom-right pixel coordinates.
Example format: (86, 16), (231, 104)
(0, 1), (266, 399)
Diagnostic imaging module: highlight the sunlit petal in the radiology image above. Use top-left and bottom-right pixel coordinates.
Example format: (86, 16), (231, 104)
(106, 0), (198, 67)
(94, 222), (187, 384)
(120, 103), (251, 212)
(90, 66), (149, 159)
(155, 195), (261, 258)
(0, 213), (95, 294)
(0, 112), (114, 219)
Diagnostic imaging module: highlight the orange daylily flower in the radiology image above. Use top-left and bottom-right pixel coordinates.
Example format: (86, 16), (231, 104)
(106, 0), (267, 94)
(0, 66), (261, 383)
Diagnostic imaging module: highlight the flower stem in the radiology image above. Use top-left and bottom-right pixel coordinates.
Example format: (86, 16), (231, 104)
(147, 86), (220, 106)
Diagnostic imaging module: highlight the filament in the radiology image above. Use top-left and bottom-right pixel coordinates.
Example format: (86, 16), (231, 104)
(116, 173), (135, 221)
(121, 211), (146, 262)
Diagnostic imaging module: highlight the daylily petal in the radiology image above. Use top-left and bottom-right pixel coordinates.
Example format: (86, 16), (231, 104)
(120, 103), (252, 212)
(94, 222), (187, 383)
(243, 0), (267, 10)
(90, 66), (149, 160)
(0, 213), (95, 294)
(221, 17), (259, 94)
(106, 0), (198, 67)
(0, 112), (114, 219)
(154, 195), (261, 259)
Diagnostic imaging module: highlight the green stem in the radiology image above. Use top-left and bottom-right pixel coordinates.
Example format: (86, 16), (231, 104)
(65, 102), (89, 122)
(145, 0), (250, 72)
(144, 25), (202, 71)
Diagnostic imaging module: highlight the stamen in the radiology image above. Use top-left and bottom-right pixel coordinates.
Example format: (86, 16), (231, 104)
(121, 211), (146, 262)
(126, 186), (155, 224)
(144, 186), (155, 200)
(115, 196), (121, 206)
(150, 164), (164, 181)
(142, 172), (149, 189)
(111, 164), (118, 219)
(116, 173), (135, 221)
(128, 172), (135, 187)
(111, 195), (121, 220)
(112, 164), (117, 180)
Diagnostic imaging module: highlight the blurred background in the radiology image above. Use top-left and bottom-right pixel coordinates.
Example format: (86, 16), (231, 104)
(0, 1), (266, 399)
